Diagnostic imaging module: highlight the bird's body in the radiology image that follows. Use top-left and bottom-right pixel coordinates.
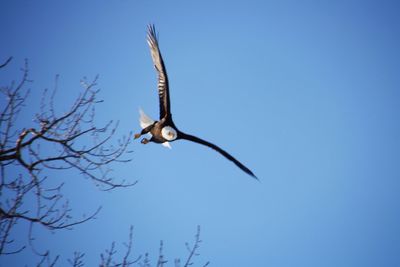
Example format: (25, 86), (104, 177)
(148, 122), (168, 143)
(134, 24), (257, 179)
(147, 120), (177, 144)
(137, 108), (177, 147)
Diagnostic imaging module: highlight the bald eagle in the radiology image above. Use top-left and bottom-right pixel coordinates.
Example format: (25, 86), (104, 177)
(134, 25), (257, 179)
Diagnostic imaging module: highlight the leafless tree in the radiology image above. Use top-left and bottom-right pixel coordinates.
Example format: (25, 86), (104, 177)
(0, 58), (209, 266)
(0, 57), (133, 259)
(66, 226), (209, 267)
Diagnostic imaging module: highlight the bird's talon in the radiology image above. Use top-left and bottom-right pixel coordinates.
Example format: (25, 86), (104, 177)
(134, 133), (141, 139)
(141, 138), (149, 144)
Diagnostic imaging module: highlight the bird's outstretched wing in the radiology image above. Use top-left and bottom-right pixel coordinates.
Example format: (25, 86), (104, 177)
(147, 24), (171, 120)
(178, 131), (257, 179)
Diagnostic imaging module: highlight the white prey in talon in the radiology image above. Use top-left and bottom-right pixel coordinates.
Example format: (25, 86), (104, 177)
(134, 24), (257, 179)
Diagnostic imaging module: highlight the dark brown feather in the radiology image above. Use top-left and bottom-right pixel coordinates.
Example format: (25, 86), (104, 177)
(147, 24), (171, 120)
(178, 131), (258, 179)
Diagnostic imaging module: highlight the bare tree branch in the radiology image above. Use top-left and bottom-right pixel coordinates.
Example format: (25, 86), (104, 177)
(68, 251), (85, 267)
(182, 226), (209, 267)
(99, 226), (141, 267)
(0, 59), (134, 257)
(156, 241), (167, 267)
(0, 56), (12, 69)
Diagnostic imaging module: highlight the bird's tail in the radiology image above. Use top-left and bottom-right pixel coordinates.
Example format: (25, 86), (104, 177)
(139, 108), (155, 129)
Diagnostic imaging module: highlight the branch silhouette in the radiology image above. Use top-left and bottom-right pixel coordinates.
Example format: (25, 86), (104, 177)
(0, 59), (133, 257)
(0, 59), (208, 266)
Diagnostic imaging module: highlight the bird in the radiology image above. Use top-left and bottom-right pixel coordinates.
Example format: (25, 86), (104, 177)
(134, 24), (257, 179)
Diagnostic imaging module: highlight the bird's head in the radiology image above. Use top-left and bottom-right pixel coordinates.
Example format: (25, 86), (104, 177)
(161, 126), (177, 141)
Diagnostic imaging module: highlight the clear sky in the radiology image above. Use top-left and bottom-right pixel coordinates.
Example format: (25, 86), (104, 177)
(1, 0), (400, 266)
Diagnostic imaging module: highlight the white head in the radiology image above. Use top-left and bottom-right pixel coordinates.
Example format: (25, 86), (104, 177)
(161, 126), (177, 141)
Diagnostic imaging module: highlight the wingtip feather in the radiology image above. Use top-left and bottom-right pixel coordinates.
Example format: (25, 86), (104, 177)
(250, 173), (259, 181)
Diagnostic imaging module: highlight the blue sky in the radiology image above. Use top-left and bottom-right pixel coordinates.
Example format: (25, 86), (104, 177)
(1, 0), (400, 266)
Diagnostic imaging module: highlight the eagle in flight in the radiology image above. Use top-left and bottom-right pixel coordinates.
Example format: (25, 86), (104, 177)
(134, 25), (257, 179)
